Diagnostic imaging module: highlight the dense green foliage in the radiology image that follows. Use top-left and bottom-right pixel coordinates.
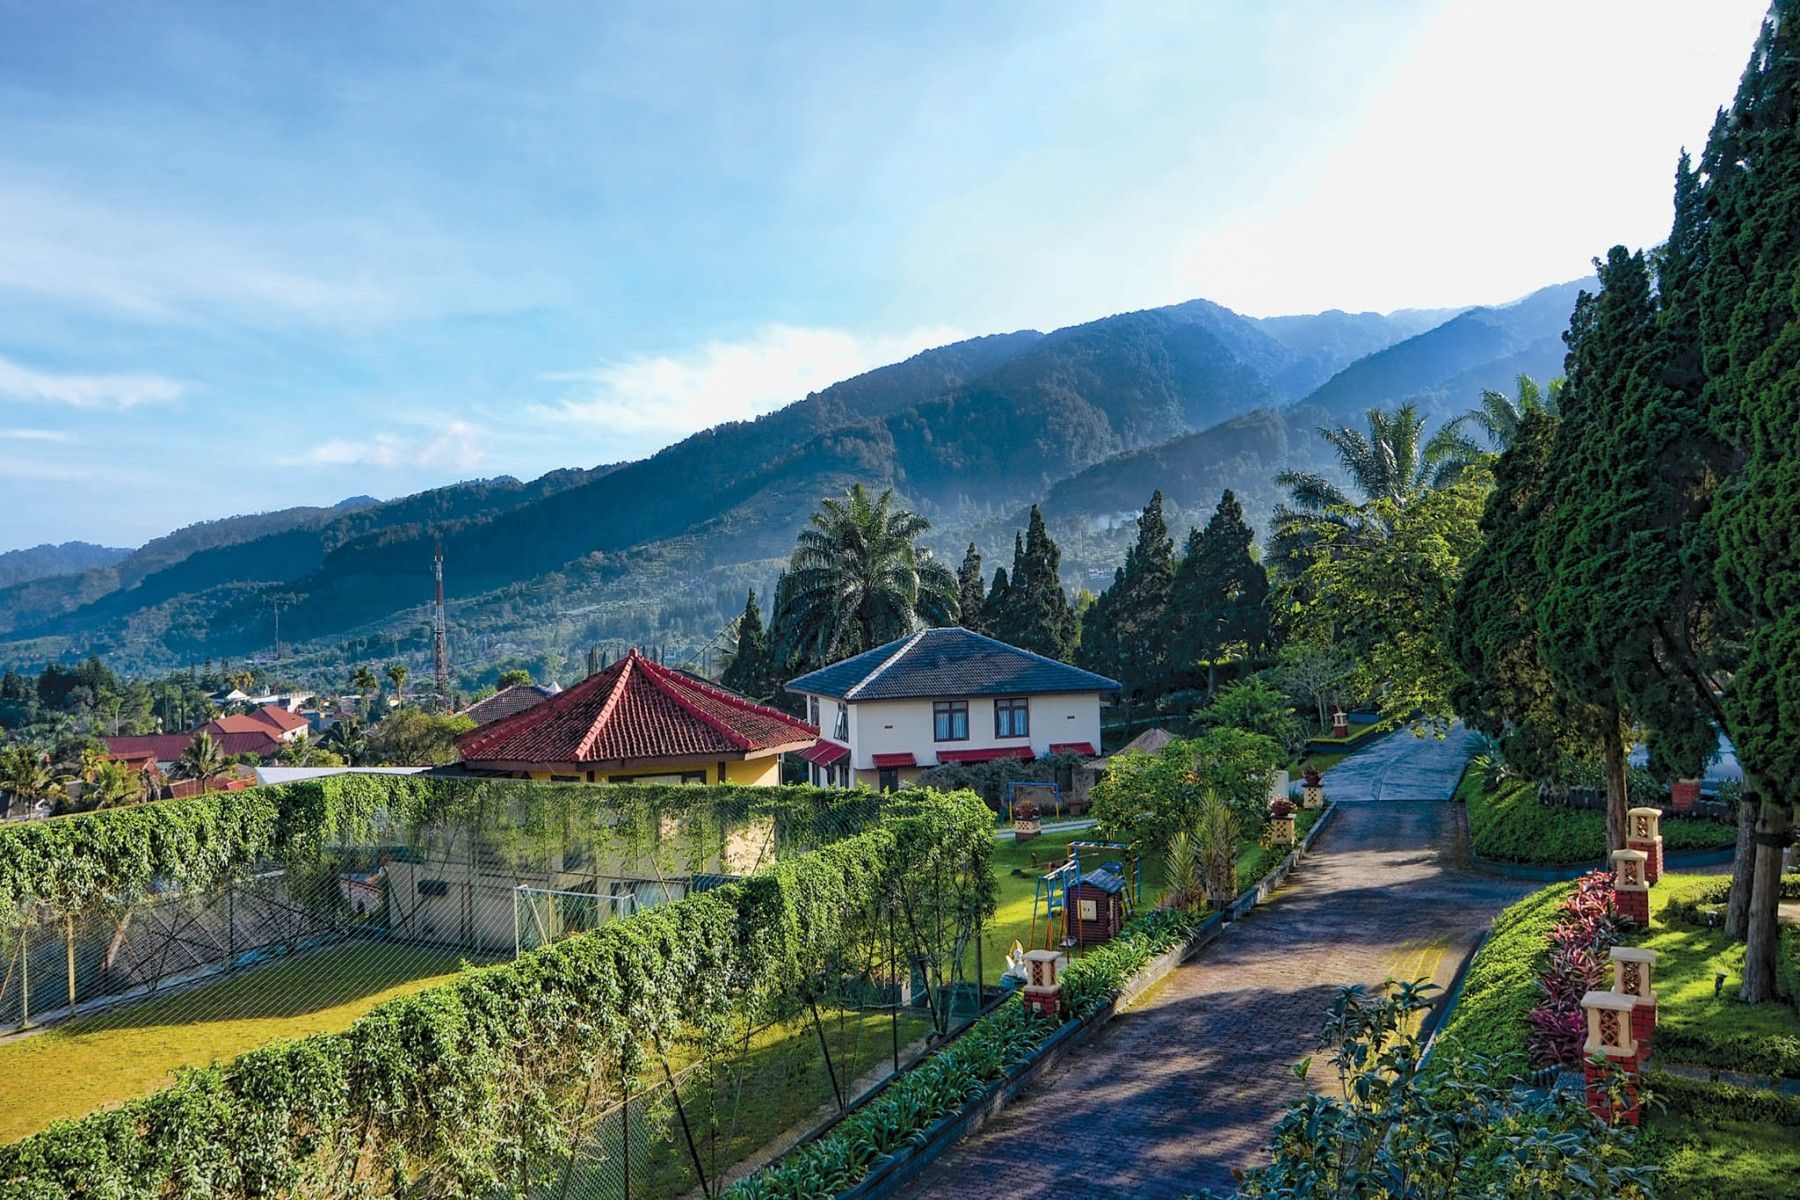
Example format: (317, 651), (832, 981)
(1079, 492), (1175, 703)
(719, 589), (776, 701)
(729, 907), (1201, 1200)
(1222, 981), (1654, 1199)
(0, 543), (129, 590)
(985, 507), (1078, 659)
(0, 784), (993, 1198)
(1169, 489), (1272, 696)
(1646, 1073), (1800, 1200)
(1088, 729), (1282, 853)
(1465, 778), (1734, 867)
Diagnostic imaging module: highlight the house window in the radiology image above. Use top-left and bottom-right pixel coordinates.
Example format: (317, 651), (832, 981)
(933, 700), (969, 741)
(834, 703), (849, 740)
(994, 697), (1030, 739)
(877, 767), (900, 792)
(808, 695), (820, 727)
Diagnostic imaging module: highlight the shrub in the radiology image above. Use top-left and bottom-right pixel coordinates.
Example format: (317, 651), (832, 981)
(1526, 871), (1618, 1067)
(1466, 778), (1734, 866)
(1430, 881), (1571, 1078)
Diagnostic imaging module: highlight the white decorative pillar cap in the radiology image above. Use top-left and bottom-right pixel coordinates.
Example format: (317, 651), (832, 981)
(1581, 989), (1639, 1057)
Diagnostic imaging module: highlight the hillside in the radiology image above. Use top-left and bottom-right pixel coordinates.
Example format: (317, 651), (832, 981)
(0, 543), (128, 589)
(0, 280), (1586, 680)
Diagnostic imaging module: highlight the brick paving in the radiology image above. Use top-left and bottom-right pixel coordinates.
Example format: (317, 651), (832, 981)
(901, 801), (1530, 1199)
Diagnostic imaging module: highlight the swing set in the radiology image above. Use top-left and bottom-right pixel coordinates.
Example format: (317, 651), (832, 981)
(1027, 840), (1141, 950)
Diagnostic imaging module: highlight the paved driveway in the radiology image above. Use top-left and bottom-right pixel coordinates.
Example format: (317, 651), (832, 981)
(900, 802), (1527, 1199)
(1319, 721), (1483, 803)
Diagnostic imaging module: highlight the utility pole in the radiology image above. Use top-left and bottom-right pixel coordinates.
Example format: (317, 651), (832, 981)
(432, 542), (450, 699)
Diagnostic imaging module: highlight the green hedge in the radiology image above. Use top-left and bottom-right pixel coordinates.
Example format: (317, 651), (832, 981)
(1428, 879), (1572, 1078)
(0, 786), (993, 1198)
(728, 908), (1200, 1199)
(1464, 777), (1736, 866)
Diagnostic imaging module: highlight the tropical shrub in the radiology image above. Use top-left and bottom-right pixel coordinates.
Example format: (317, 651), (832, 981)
(1212, 981), (1656, 1199)
(1429, 880), (1572, 1077)
(1090, 729), (1279, 853)
(1526, 871), (1618, 1067)
(1465, 776), (1734, 866)
(1191, 678), (1305, 756)
(731, 907), (1200, 1199)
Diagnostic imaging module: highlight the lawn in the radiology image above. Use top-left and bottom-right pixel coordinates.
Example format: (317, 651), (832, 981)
(1619, 871), (1800, 1078)
(0, 940), (483, 1144)
(1642, 1072), (1800, 1199)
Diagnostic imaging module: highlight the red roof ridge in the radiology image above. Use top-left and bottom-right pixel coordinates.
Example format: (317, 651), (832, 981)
(573, 649), (642, 760)
(631, 655), (754, 751)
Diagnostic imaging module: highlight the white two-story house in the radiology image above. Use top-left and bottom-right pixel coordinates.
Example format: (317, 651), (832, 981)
(786, 626), (1121, 790)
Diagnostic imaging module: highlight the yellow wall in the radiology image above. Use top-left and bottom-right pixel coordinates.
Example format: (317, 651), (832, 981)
(510, 755), (782, 786)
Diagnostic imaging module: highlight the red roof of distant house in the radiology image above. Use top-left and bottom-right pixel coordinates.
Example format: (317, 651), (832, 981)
(456, 649), (818, 766)
(457, 683), (561, 727)
(934, 746), (1035, 765)
(797, 740), (851, 767)
(1049, 742), (1097, 757)
(871, 752), (917, 768)
(105, 728), (285, 764)
(206, 705), (308, 739)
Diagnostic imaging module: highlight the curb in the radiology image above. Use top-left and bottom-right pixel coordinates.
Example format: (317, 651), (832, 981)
(1467, 846), (1736, 881)
(840, 912), (1228, 1200)
(1227, 802), (1338, 920)
(1417, 928), (1490, 1069)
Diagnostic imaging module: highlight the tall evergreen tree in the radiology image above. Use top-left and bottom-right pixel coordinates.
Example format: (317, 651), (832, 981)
(1007, 507), (1078, 658)
(720, 589), (775, 700)
(956, 544), (988, 635)
(985, 566), (1011, 636)
(1084, 492), (1175, 705)
(1170, 490), (1273, 698)
(1697, 3), (1800, 1000)
(1533, 248), (1660, 853)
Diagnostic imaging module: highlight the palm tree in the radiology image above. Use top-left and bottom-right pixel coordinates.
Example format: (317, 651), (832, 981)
(1427, 374), (1561, 480)
(173, 730), (227, 785)
(780, 484), (958, 665)
(323, 715), (368, 766)
(1271, 403), (1464, 570)
(0, 746), (65, 818)
(386, 663), (408, 705)
(351, 665), (379, 697)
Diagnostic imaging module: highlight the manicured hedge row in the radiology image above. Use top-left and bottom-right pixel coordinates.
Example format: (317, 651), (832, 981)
(0, 775), (875, 922)
(726, 908), (1200, 1200)
(1428, 878), (1573, 1078)
(1465, 777), (1735, 867)
(0, 788), (993, 1199)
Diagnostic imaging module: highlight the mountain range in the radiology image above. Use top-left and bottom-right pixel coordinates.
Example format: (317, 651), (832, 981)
(0, 279), (1590, 683)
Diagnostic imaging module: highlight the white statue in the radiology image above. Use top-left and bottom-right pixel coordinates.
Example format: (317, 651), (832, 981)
(1003, 939), (1028, 982)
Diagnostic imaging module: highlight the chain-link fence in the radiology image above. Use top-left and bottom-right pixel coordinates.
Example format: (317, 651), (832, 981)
(0, 779), (991, 1198)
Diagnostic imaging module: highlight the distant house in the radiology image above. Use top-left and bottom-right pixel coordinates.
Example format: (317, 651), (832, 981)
(203, 703), (311, 744)
(105, 726), (288, 772)
(785, 627), (1120, 790)
(454, 648), (817, 784)
(457, 682), (564, 728)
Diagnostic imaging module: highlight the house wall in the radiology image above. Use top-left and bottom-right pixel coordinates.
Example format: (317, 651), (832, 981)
(844, 692), (1103, 770)
(499, 755), (781, 786)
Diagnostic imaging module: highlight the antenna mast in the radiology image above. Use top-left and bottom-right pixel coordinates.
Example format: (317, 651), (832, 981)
(432, 542), (450, 698)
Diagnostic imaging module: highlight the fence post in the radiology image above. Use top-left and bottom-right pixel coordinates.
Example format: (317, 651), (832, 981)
(19, 918), (28, 1030)
(66, 917), (76, 1019)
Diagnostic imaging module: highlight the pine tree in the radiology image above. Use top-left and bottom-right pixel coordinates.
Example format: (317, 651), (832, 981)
(720, 589), (775, 700)
(1170, 490), (1272, 698)
(956, 544), (987, 635)
(986, 566), (1012, 637)
(1090, 492), (1176, 706)
(1698, 2), (1800, 1000)
(1006, 507), (1078, 658)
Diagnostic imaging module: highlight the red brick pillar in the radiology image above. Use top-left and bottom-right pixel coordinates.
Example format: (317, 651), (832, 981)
(1670, 778), (1700, 812)
(1626, 807), (1664, 885)
(1581, 991), (1643, 1125)
(1611, 946), (1658, 1062)
(1611, 849), (1651, 929)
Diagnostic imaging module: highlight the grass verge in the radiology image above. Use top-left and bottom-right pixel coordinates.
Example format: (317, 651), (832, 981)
(1464, 776), (1735, 866)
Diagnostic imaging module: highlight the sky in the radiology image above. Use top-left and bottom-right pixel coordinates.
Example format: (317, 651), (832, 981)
(0, 0), (1772, 548)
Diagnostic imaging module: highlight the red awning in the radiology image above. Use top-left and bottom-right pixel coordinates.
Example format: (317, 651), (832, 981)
(871, 752), (917, 768)
(1049, 742), (1097, 756)
(796, 739), (850, 767)
(935, 746), (1035, 765)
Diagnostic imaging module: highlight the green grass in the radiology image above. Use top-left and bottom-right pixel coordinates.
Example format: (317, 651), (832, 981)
(1619, 872), (1800, 1078)
(1305, 721), (1386, 751)
(1642, 1072), (1800, 1199)
(978, 830), (1167, 982)
(1464, 776), (1736, 866)
(0, 940), (483, 1143)
(1428, 878), (1572, 1077)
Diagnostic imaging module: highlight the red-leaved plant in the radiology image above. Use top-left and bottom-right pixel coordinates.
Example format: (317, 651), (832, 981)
(1526, 870), (1618, 1067)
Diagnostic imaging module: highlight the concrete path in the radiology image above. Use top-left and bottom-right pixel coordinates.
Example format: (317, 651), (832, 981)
(901, 802), (1529, 1199)
(1318, 721), (1483, 803)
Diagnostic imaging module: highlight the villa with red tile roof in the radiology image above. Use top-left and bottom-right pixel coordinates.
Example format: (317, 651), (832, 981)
(454, 648), (817, 784)
(204, 704), (311, 743)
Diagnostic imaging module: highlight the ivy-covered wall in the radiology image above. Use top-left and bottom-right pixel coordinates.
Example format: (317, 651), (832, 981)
(0, 781), (994, 1198)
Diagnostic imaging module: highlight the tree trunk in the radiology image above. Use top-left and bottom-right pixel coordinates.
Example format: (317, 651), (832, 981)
(1602, 720), (1629, 854)
(1740, 791), (1792, 1004)
(1725, 777), (1758, 941)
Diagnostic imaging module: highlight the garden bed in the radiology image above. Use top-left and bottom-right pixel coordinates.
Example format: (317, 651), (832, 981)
(1427, 878), (1572, 1078)
(1463, 776), (1735, 868)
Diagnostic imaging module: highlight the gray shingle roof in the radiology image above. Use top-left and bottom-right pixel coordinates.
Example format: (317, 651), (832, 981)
(785, 627), (1121, 702)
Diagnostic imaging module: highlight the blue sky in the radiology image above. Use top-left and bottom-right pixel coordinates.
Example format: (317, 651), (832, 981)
(0, 0), (1770, 548)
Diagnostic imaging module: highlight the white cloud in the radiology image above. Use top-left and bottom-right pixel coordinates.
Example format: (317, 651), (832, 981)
(289, 419), (487, 471)
(0, 355), (183, 409)
(540, 323), (966, 435)
(0, 428), (74, 442)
